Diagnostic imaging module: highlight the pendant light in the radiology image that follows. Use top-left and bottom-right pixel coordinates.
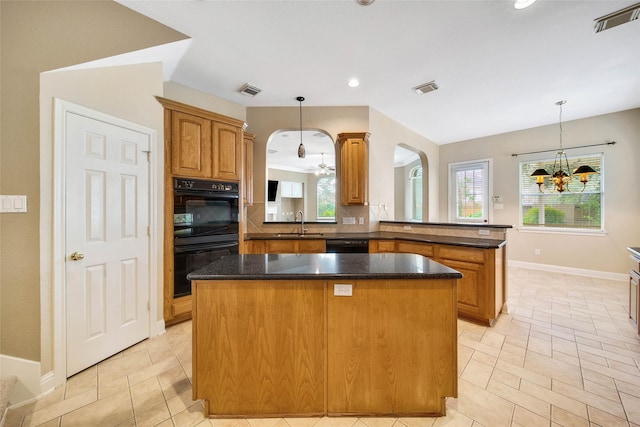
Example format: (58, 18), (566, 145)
(296, 96), (306, 159)
(531, 101), (597, 193)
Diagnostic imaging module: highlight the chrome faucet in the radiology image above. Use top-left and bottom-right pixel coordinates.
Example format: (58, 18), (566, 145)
(296, 210), (308, 235)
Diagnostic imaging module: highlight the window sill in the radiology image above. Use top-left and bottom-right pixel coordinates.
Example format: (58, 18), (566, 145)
(517, 227), (607, 237)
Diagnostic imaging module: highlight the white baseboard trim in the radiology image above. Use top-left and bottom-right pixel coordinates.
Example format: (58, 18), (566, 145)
(509, 260), (627, 282)
(154, 319), (166, 337)
(0, 355), (41, 406)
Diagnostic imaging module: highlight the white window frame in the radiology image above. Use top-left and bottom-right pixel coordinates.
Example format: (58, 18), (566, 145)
(448, 159), (492, 224)
(410, 165), (423, 221)
(518, 153), (604, 234)
(316, 175), (336, 221)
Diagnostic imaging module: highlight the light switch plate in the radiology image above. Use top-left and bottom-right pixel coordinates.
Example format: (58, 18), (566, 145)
(343, 217), (356, 225)
(0, 195), (27, 213)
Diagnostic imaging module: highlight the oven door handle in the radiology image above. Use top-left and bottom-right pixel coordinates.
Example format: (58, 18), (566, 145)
(174, 241), (239, 254)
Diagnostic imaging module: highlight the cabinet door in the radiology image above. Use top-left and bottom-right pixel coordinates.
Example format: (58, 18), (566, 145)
(171, 111), (212, 178)
(338, 133), (369, 206)
(243, 132), (254, 205)
(396, 241), (435, 258)
(212, 122), (241, 180)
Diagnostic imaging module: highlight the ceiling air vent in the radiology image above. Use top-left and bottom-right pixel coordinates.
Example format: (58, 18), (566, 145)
(594, 2), (640, 33)
(412, 81), (439, 95)
(239, 84), (262, 97)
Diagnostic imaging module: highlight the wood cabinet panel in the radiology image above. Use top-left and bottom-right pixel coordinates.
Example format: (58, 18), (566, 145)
(213, 122), (242, 180)
(396, 241), (435, 258)
(171, 111), (212, 178)
(370, 238), (505, 326)
(338, 132), (369, 206)
(242, 132), (254, 206)
(327, 279), (457, 416)
(193, 280), (325, 416)
(265, 239), (326, 254)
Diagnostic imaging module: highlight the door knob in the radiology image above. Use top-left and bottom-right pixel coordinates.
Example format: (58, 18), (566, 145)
(70, 252), (85, 261)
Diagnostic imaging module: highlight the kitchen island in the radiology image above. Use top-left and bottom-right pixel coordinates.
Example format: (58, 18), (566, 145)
(189, 253), (462, 418)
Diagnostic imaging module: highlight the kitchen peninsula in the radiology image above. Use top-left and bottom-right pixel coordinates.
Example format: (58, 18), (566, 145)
(188, 253), (462, 418)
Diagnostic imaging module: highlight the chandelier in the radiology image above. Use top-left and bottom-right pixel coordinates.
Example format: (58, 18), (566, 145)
(296, 96), (305, 158)
(530, 101), (597, 193)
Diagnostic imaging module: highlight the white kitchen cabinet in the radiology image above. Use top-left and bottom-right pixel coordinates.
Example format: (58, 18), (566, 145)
(280, 181), (303, 198)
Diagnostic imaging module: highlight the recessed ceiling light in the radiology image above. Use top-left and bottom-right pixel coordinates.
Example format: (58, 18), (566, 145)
(514, 0), (536, 10)
(354, 0), (375, 5)
(347, 78), (360, 88)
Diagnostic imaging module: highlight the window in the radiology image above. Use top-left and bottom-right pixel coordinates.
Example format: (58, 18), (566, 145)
(519, 154), (602, 231)
(449, 160), (491, 223)
(410, 166), (423, 221)
(316, 176), (336, 220)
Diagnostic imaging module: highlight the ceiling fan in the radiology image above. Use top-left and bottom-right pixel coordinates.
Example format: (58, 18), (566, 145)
(316, 153), (335, 175)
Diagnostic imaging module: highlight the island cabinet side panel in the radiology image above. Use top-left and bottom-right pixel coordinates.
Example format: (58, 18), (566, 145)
(192, 280), (326, 418)
(326, 279), (457, 417)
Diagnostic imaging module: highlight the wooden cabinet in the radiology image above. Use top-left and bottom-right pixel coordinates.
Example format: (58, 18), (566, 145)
(242, 132), (254, 206)
(337, 132), (369, 206)
(629, 249), (640, 334)
(369, 239), (505, 326)
(245, 239), (326, 254)
(160, 97), (244, 181)
(193, 277), (457, 417)
(212, 121), (242, 180)
(171, 111), (212, 178)
(157, 97), (245, 325)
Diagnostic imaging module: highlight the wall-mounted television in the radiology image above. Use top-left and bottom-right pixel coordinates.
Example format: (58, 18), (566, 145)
(267, 180), (278, 202)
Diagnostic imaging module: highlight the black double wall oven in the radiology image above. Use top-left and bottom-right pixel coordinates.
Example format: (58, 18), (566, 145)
(173, 178), (239, 298)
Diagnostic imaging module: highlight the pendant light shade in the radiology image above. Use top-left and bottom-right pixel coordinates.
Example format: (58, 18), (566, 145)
(297, 96), (305, 159)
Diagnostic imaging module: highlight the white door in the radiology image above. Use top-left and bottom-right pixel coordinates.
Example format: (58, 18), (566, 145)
(65, 112), (150, 376)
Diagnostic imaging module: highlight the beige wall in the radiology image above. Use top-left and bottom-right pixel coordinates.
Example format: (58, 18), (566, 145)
(368, 108), (439, 222)
(439, 109), (640, 274)
(0, 1), (186, 362)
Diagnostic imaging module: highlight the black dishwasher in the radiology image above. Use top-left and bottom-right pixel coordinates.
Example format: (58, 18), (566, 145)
(325, 239), (369, 253)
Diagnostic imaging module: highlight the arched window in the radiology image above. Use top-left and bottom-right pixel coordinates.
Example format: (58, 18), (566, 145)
(410, 166), (423, 221)
(316, 176), (336, 221)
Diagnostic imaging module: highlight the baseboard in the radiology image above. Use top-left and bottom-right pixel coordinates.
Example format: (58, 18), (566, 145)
(154, 319), (166, 337)
(0, 354), (41, 406)
(509, 260), (627, 282)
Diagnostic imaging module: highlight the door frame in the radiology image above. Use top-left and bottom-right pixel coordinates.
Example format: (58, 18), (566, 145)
(49, 99), (161, 387)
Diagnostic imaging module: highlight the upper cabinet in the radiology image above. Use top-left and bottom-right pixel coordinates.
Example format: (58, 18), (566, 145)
(338, 132), (370, 206)
(242, 132), (255, 206)
(159, 97), (244, 181)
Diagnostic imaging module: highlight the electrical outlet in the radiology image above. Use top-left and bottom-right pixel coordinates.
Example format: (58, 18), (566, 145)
(478, 229), (490, 236)
(343, 217), (356, 225)
(403, 225), (412, 231)
(359, 217), (364, 225)
(535, 249), (541, 255)
(334, 284), (352, 296)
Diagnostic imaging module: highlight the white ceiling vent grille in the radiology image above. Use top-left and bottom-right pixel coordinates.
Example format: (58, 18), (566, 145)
(412, 81), (439, 95)
(240, 84), (262, 97)
(594, 2), (640, 33)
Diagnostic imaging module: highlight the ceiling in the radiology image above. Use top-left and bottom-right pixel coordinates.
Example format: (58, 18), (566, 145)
(118, 0), (640, 145)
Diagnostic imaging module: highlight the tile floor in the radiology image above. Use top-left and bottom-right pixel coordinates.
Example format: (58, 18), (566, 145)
(4, 266), (640, 427)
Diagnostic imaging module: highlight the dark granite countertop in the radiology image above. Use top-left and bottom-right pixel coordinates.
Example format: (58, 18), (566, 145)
(629, 247), (640, 258)
(245, 231), (505, 249)
(188, 253), (463, 281)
